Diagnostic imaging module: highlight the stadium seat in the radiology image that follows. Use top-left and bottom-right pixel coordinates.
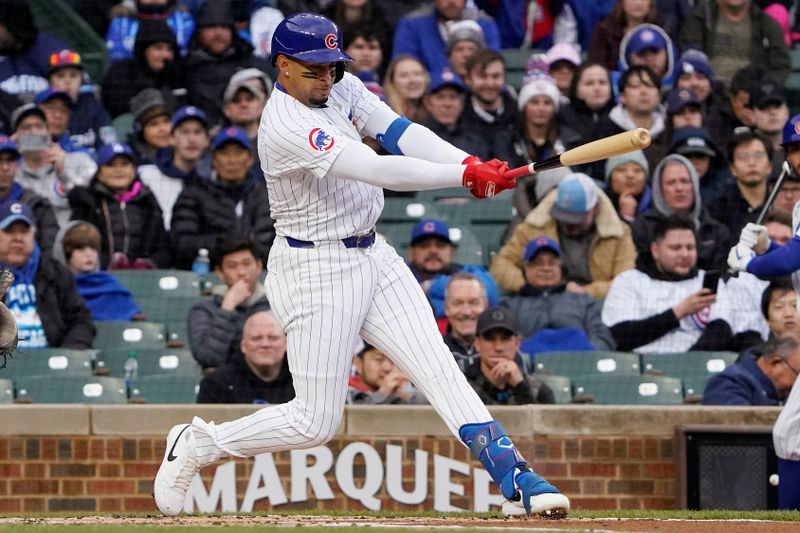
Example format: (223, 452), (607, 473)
(469, 223), (509, 260)
(536, 374), (572, 404)
(134, 295), (204, 324)
(129, 375), (200, 404)
(15, 376), (128, 404)
(571, 374), (684, 405)
(533, 351), (641, 379)
(164, 321), (189, 348)
(93, 322), (167, 351)
(642, 351), (738, 402)
(502, 48), (534, 91)
(2, 348), (96, 379)
(112, 270), (203, 299)
(111, 113), (134, 141)
(415, 187), (474, 205)
(0, 379), (13, 404)
(95, 348), (202, 379)
(379, 197), (434, 223)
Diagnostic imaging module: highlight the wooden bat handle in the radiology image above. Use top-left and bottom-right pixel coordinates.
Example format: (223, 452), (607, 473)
(506, 128), (652, 180)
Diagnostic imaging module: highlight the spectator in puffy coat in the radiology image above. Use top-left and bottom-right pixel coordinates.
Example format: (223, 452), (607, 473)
(102, 18), (187, 119)
(67, 142), (170, 269)
(182, 0), (271, 128)
(631, 153), (729, 272)
(501, 236), (615, 352)
(189, 238), (270, 370)
(170, 126), (275, 269)
(0, 0), (69, 100)
(0, 201), (94, 349)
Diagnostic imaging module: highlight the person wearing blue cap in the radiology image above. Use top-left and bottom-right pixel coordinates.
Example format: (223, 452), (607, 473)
(34, 88), (85, 155)
(67, 141), (169, 269)
(619, 23), (677, 88)
(501, 235), (615, 353)
(0, 136), (59, 256)
(139, 105), (211, 230)
(0, 200), (94, 349)
(170, 126), (274, 269)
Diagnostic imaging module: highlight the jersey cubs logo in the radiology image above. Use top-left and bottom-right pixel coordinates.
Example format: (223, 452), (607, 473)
(324, 33), (338, 49)
(308, 128), (335, 151)
(53, 180), (67, 200)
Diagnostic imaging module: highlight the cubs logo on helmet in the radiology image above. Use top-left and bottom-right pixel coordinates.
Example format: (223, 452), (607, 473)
(324, 33), (337, 49)
(782, 113), (800, 146)
(308, 128), (335, 151)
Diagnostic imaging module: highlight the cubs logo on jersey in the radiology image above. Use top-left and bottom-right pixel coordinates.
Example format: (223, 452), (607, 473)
(308, 128), (335, 151)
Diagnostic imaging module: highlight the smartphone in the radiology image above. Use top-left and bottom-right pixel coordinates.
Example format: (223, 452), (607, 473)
(17, 133), (51, 152)
(702, 270), (721, 294)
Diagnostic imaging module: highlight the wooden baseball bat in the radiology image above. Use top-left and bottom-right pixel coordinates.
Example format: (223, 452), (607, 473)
(506, 128), (652, 180)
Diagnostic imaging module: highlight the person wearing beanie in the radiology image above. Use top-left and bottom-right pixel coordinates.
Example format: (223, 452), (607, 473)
(603, 150), (652, 224)
(446, 20), (486, 78)
(545, 43), (580, 98)
(102, 18), (187, 119)
(668, 126), (730, 209)
(631, 153), (729, 272)
(105, 0), (195, 62)
(512, 73), (581, 214)
(67, 142), (169, 270)
(182, 0), (271, 128)
(128, 88), (172, 164)
(588, 0), (662, 71)
(47, 50), (116, 153)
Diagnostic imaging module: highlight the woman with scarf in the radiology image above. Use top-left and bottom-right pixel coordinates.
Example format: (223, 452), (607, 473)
(67, 142), (170, 269)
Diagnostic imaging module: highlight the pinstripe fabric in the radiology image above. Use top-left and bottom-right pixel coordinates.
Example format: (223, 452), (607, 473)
(191, 237), (491, 464)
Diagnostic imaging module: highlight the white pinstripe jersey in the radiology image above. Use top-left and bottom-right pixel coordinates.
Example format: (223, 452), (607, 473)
(258, 72), (385, 242)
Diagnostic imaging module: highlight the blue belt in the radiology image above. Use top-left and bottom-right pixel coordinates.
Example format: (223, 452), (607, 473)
(286, 230), (376, 249)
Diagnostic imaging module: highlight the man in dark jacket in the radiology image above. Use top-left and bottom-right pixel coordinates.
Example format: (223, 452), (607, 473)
(465, 307), (554, 405)
(170, 126), (275, 269)
(442, 272), (488, 372)
(703, 332), (800, 405)
(197, 311), (294, 404)
(0, 201), (94, 349)
(101, 18), (186, 119)
(679, 0), (789, 86)
(632, 153), (730, 271)
(182, 0), (271, 128)
(502, 236), (615, 353)
(188, 238), (269, 370)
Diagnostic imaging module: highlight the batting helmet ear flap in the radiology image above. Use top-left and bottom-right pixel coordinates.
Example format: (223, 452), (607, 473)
(335, 62), (345, 83)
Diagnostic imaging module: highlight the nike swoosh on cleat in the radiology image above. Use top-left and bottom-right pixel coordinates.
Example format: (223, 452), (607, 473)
(167, 425), (190, 462)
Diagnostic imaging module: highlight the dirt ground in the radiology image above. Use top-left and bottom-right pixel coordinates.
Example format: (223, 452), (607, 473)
(2, 515), (798, 533)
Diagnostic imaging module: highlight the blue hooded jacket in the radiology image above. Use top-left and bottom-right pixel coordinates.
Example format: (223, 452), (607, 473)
(106, 11), (195, 62)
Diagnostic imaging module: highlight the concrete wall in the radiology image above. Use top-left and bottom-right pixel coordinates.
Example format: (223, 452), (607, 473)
(0, 405), (781, 513)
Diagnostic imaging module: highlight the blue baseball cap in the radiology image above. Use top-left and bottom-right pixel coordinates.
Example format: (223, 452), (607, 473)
(211, 126), (251, 151)
(34, 87), (71, 106)
(428, 69), (465, 94)
(665, 88), (701, 115)
(627, 26), (668, 55)
(172, 105), (208, 131)
(549, 173), (599, 225)
(0, 201), (35, 230)
(410, 218), (452, 245)
(0, 136), (20, 159)
(97, 142), (135, 166)
(523, 236), (561, 262)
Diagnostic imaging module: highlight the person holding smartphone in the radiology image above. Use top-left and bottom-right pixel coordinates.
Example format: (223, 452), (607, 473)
(9, 103), (96, 227)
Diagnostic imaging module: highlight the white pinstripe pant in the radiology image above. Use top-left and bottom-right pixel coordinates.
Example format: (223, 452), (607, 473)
(191, 236), (492, 464)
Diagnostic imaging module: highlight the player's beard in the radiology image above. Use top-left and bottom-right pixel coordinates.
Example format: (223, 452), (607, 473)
(309, 96), (329, 106)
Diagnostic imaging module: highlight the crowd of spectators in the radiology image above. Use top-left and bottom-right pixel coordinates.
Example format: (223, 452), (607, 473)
(2, 0), (800, 407)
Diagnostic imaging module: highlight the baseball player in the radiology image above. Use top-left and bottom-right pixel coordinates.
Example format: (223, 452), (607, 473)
(728, 113), (800, 510)
(154, 13), (569, 518)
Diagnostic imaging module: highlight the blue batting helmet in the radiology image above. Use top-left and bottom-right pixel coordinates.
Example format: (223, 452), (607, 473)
(271, 13), (351, 82)
(782, 113), (800, 147)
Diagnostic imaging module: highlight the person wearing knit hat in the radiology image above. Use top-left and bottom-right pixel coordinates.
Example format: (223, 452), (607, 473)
(104, 0), (194, 62)
(544, 43), (580, 97)
(630, 153), (729, 272)
(675, 49), (714, 103)
(604, 150), (651, 224)
(446, 20), (486, 78)
(129, 88), (172, 163)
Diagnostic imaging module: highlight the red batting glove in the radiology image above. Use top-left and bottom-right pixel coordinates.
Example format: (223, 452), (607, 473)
(462, 159), (513, 199)
(462, 155), (483, 165)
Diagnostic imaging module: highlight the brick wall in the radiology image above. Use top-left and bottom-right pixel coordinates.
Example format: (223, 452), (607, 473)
(0, 405), (780, 513)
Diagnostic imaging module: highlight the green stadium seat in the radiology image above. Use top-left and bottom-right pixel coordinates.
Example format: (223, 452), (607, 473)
(165, 321), (189, 348)
(379, 197), (434, 223)
(112, 270), (203, 299)
(792, 47), (800, 71)
(641, 351), (738, 401)
(15, 376), (128, 404)
(93, 321), (167, 351)
(95, 348), (201, 379)
(502, 48), (536, 91)
(571, 374), (684, 405)
(786, 72), (800, 115)
(536, 374), (572, 404)
(469, 223), (509, 260)
(134, 295), (204, 324)
(2, 348), (95, 379)
(533, 351), (641, 379)
(111, 113), (134, 142)
(129, 375), (200, 404)
(0, 379), (13, 404)
(415, 187), (474, 204)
